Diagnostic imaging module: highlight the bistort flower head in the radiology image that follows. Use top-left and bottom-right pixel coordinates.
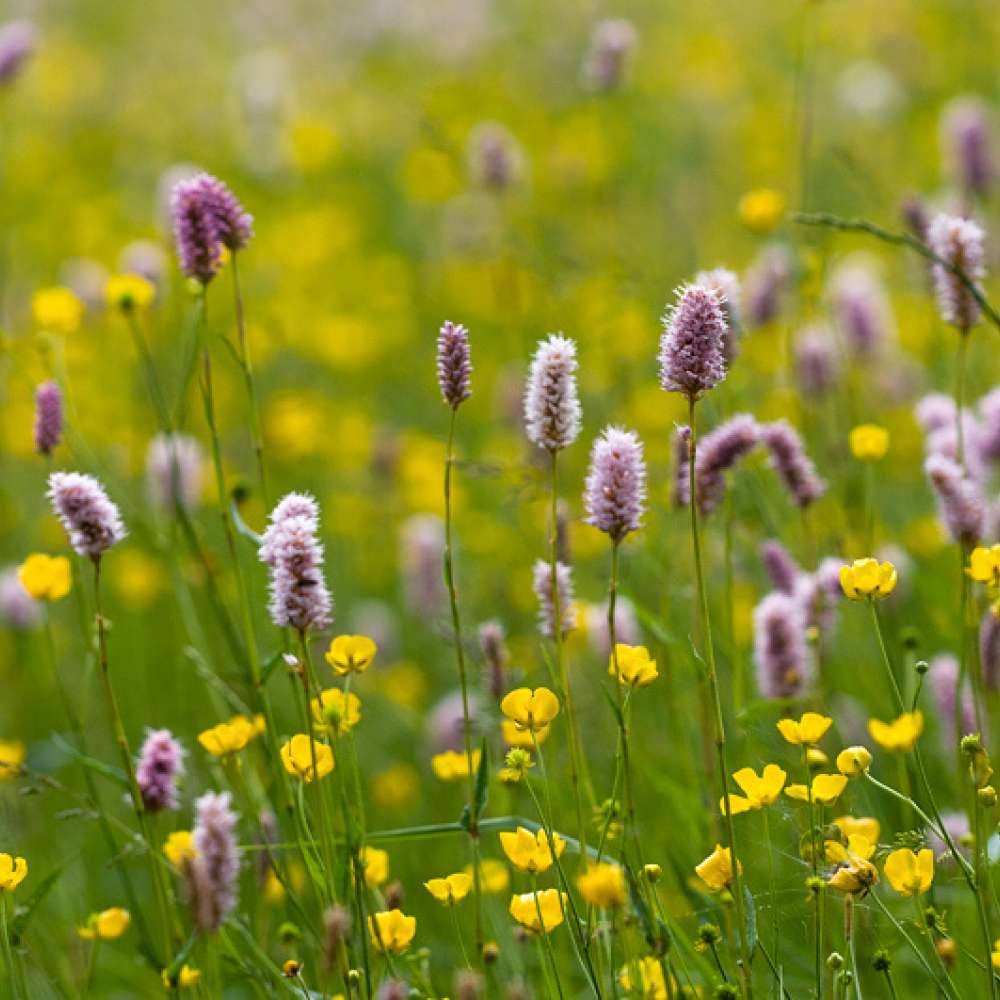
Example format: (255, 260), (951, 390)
(524, 334), (582, 453)
(761, 420), (825, 508)
(940, 96), (997, 199)
(584, 426), (646, 541)
(532, 559), (576, 638)
(437, 320), (472, 409)
(693, 414), (760, 513)
(188, 791), (239, 933)
(584, 18), (637, 93)
(32, 380), (63, 456)
(927, 212), (986, 332)
(259, 492), (332, 632)
(146, 433), (205, 512)
(659, 283), (729, 400)
(0, 20), (36, 86)
(47, 472), (126, 560)
(924, 453), (983, 546)
(753, 591), (811, 699)
(136, 729), (185, 814)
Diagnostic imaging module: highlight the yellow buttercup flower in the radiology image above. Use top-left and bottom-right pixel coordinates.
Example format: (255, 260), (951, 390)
(608, 645), (659, 688)
(785, 774), (849, 806)
(695, 845), (740, 892)
(311, 688), (361, 735)
(826, 833), (875, 864)
(721, 764), (787, 815)
(197, 715), (257, 757)
(620, 956), (670, 997)
(501, 687), (560, 732)
(466, 859), (510, 895)
(0, 741), (26, 781)
(325, 635), (377, 675)
(32, 286), (84, 333)
(17, 554), (72, 602)
(424, 872), (473, 906)
(827, 836), (879, 897)
(509, 889), (567, 933)
(992, 940), (1000, 969)
(503, 719), (550, 749)
(777, 713), (832, 746)
(837, 746), (873, 777)
(849, 424), (890, 462)
(868, 712), (923, 752)
(738, 188), (786, 233)
(162, 965), (202, 989)
(431, 749), (481, 782)
(968, 545), (1000, 585)
(281, 734), (335, 782)
(833, 816), (880, 845)
(105, 274), (155, 312)
(884, 848), (934, 897)
(163, 831), (196, 869)
(500, 827), (565, 874)
(576, 863), (626, 908)
(78, 907), (130, 940)
(839, 558), (898, 601)
(368, 909), (416, 953)
(0, 854), (27, 891)
(360, 846), (389, 886)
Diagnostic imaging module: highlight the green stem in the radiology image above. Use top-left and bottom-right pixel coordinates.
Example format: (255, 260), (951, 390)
(230, 253), (268, 505)
(688, 398), (753, 997)
(93, 560), (175, 963)
(442, 405), (484, 960)
(550, 449), (590, 857)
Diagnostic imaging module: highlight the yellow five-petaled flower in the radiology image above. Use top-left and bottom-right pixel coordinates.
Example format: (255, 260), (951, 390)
(777, 712), (832, 746)
(0, 853), (27, 892)
(576, 863), (626, 908)
(826, 835), (879, 897)
(695, 845), (740, 892)
(849, 425), (889, 462)
(369, 909), (416, 953)
(325, 635), (377, 675)
(501, 687), (560, 732)
(500, 826), (565, 874)
(197, 715), (259, 757)
(280, 734), (335, 782)
(509, 889), (567, 933)
(968, 545), (1000, 586)
(868, 712), (923, 753)
(839, 558), (898, 601)
(18, 554), (72, 602)
(78, 907), (131, 941)
(884, 848), (934, 897)
(721, 764), (787, 815)
(424, 873), (473, 906)
(608, 645), (659, 688)
(785, 774), (849, 806)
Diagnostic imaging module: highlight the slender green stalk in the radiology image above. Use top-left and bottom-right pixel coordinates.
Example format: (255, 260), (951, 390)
(869, 894), (955, 999)
(688, 399), (753, 997)
(0, 894), (24, 999)
(442, 406), (485, 959)
(230, 253), (268, 504)
(92, 560), (176, 963)
(41, 612), (154, 960)
(867, 604), (996, 997)
(532, 875), (566, 1000)
(955, 334), (970, 474)
(762, 808), (779, 973)
(550, 449), (590, 856)
(802, 747), (823, 1000)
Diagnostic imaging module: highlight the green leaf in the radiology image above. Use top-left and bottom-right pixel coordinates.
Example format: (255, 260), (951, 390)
(260, 649), (285, 686)
(9, 866), (64, 944)
(471, 737), (489, 824)
(51, 734), (128, 790)
(744, 885), (757, 961)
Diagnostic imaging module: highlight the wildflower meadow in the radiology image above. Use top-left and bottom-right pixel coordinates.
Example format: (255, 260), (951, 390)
(5, 2), (1000, 997)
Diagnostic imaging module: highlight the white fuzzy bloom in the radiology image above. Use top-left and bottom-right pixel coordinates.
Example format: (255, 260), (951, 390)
(524, 334), (582, 452)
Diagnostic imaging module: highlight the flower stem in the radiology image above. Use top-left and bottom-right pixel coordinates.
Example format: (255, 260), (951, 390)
(688, 398), (754, 997)
(442, 406), (484, 961)
(550, 449), (590, 858)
